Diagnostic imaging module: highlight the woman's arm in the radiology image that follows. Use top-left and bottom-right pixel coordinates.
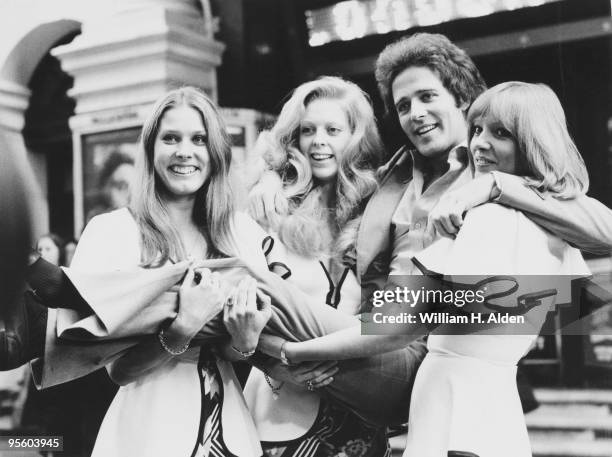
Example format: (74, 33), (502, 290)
(245, 131), (289, 231)
(107, 308), (205, 385)
(248, 171), (287, 231)
(491, 172), (612, 254)
(259, 328), (417, 364)
(108, 266), (226, 385)
(215, 277), (272, 362)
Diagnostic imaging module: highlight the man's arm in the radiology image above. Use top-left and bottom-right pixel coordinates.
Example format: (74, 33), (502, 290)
(428, 172), (612, 254)
(26, 257), (92, 313)
(492, 172), (612, 254)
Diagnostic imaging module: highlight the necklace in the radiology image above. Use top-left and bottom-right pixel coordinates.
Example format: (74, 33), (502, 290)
(263, 370), (284, 400)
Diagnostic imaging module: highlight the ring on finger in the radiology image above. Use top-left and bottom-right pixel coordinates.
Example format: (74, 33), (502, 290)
(306, 380), (314, 391)
(226, 296), (234, 307)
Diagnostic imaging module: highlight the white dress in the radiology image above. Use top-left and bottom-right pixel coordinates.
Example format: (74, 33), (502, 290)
(403, 204), (589, 457)
(71, 209), (264, 457)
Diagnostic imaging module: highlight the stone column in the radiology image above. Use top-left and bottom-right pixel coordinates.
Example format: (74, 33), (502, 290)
(53, 0), (224, 115)
(0, 79), (49, 235)
(0, 79), (30, 133)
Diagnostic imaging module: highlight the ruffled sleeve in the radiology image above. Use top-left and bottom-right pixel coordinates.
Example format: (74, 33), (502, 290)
(57, 209), (187, 339)
(70, 208), (141, 271)
(413, 203), (589, 329)
(415, 203), (589, 277)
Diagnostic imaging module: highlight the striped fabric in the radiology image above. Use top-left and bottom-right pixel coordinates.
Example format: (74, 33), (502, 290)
(191, 352), (238, 457)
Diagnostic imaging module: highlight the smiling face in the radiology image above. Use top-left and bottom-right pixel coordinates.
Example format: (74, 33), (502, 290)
(153, 105), (210, 202)
(298, 98), (352, 183)
(392, 66), (468, 160)
(469, 113), (519, 177)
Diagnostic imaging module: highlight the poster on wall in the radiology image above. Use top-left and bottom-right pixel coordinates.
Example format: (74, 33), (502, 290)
(81, 127), (141, 225)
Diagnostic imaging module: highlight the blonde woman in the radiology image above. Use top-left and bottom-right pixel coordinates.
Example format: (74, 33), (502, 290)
(75, 87), (271, 457)
(399, 81), (591, 457)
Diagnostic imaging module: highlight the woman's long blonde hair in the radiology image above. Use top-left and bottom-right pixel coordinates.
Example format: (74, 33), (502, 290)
(467, 81), (588, 198)
(267, 76), (383, 259)
(131, 87), (235, 266)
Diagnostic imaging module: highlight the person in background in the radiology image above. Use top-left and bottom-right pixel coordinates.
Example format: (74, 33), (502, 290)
(35, 233), (64, 267)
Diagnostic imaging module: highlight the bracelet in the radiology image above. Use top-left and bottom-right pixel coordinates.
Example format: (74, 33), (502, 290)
(157, 328), (190, 356)
(280, 340), (291, 366)
(231, 345), (256, 359)
(263, 370), (284, 400)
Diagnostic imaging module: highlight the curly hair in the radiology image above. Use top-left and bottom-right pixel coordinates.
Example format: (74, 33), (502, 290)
(130, 87), (235, 266)
(267, 77), (384, 259)
(468, 82), (588, 199)
(375, 33), (486, 120)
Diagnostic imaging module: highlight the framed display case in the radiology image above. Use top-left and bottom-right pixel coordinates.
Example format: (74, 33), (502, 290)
(80, 127), (140, 225)
(70, 103), (150, 237)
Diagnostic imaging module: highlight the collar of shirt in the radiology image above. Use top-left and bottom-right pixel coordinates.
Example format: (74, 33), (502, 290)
(406, 143), (469, 197)
(409, 142), (469, 175)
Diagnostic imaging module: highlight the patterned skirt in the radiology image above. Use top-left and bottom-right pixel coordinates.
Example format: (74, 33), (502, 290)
(261, 400), (390, 457)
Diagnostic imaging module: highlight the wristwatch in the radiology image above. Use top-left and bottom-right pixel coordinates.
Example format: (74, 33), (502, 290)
(231, 345), (256, 358)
